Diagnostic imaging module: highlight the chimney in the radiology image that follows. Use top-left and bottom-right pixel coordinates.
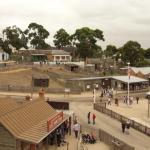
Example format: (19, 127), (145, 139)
(39, 88), (45, 99)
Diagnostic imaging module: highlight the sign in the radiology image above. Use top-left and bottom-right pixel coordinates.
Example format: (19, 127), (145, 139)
(47, 112), (63, 132)
(65, 88), (70, 93)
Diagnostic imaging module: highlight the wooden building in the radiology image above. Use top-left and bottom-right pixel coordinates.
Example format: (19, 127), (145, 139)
(67, 76), (148, 91)
(0, 99), (70, 150)
(33, 74), (49, 87)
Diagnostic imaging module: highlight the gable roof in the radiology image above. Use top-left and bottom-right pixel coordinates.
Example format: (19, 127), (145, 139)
(0, 100), (60, 143)
(130, 67), (150, 75)
(0, 98), (28, 117)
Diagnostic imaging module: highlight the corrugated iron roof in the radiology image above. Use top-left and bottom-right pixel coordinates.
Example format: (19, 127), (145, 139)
(0, 100), (60, 143)
(112, 76), (148, 83)
(0, 98), (28, 116)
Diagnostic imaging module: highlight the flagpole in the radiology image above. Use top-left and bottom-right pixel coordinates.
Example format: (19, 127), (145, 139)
(127, 62), (130, 106)
(93, 88), (96, 104)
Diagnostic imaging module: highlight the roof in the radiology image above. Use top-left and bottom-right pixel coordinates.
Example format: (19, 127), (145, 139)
(130, 67), (150, 75)
(0, 98), (28, 116)
(69, 76), (111, 81)
(51, 50), (70, 55)
(112, 76), (148, 83)
(69, 75), (148, 83)
(0, 100), (62, 143)
(33, 73), (49, 79)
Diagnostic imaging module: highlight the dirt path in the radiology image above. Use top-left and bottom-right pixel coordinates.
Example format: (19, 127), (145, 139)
(70, 102), (150, 150)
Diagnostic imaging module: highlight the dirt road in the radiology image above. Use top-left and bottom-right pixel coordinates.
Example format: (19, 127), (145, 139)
(70, 102), (150, 150)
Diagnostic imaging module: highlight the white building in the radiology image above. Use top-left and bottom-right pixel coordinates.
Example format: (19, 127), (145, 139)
(0, 48), (9, 61)
(51, 50), (72, 62)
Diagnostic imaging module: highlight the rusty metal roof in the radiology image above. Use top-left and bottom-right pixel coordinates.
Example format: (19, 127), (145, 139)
(0, 98), (28, 116)
(0, 100), (60, 143)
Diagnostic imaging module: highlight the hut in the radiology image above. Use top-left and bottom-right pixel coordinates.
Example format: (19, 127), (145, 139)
(33, 74), (49, 87)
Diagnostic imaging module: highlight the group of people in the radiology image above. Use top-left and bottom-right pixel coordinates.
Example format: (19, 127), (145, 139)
(87, 112), (96, 125)
(100, 88), (113, 98)
(82, 133), (96, 144)
(123, 96), (140, 105)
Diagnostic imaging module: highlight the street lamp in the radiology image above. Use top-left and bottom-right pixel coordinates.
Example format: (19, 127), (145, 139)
(127, 62), (130, 106)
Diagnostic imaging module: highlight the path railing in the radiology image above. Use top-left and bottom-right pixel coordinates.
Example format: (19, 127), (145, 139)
(94, 103), (150, 136)
(80, 125), (135, 150)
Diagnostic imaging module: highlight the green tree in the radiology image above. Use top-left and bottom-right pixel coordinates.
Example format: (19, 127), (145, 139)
(121, 41), (144, 66)
(144, 48), (150, 59)
(53, 28), (71, 49)
(71, 27), (104, 59)
(0, 38), (3, 47)
(104, 45), (117, 57)
(3, 25), (28, 50)
(25, 23), (50, 49)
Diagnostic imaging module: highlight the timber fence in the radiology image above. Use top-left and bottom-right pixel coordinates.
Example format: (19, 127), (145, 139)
(79, 125), (135, 150)
(94, 103), (150, 136)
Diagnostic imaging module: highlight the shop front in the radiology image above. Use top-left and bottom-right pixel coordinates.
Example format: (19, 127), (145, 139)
(0, 100), (72, 150)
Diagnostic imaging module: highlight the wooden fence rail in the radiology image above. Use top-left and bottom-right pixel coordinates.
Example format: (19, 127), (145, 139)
(94, 103), (150, 136)
(81, 125), (134, 150)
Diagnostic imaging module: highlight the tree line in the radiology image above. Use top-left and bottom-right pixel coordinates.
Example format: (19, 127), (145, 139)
(0, 22), (150, 66)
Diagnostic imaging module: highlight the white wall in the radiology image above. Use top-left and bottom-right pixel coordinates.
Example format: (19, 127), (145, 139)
(0, 52), (9, 61)
(33, 61), (85, 68)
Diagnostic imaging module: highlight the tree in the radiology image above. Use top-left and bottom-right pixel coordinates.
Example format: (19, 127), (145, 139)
(120, 41), (144, 66)
(0, 38), (3, 47)
(53, 28), (71, 49)
(25, 23), (50, 49)
(144, 48), (150, 59)
(3, 25), (28, 50)
(71, 27), (104, 59)
(104, 45), (117, 57)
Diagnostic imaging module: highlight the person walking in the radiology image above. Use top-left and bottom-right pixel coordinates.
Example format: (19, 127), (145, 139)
(136, 96), (139, 104)
(87, 112), (91, 124)
(73, 121), (80, 138)
(121, 121), (126, 133)
(126, 120), (131, 134)
(92, 113), (96, 125)
(108, 97), (111, 105)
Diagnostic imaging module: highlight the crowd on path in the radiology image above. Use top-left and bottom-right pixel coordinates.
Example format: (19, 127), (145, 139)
(99, 87), (140, 107)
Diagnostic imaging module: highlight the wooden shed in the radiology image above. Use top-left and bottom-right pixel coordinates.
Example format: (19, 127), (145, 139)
(33, 74), (49, 87)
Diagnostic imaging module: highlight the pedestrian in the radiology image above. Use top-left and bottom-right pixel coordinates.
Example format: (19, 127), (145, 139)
(108, 97), (111, 105)
(126, 120), (130, 134)
(56, 128), (61, 146)
(92, 113), (96, 125)
(115, 98), (119, 106)
(121, 121), (126, 133)
(136, 96), (139, 104)
(130, 96), (134, 105)
(87, 112), (91, 124)
(73, 121), (80, 138)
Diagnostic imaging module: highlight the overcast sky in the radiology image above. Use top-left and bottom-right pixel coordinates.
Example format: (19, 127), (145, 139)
(0, 0), (150, 49)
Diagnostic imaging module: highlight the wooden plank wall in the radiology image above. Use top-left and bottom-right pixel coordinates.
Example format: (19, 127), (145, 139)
(0, 124), (16, 150)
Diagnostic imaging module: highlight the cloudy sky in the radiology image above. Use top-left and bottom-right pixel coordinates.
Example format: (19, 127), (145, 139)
(0, 0), (150, 49)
